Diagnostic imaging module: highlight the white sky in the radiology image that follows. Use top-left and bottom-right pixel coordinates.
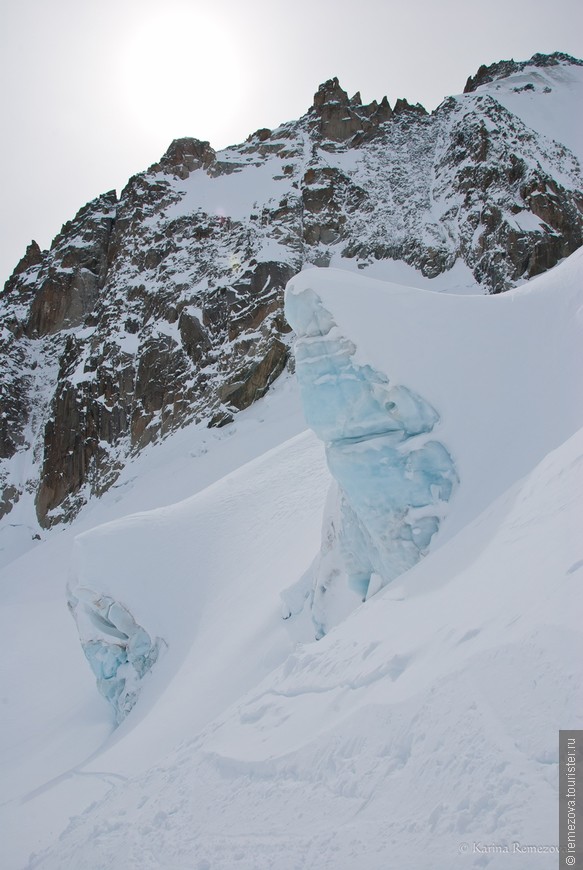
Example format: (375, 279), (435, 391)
(1, 0), (582, 285)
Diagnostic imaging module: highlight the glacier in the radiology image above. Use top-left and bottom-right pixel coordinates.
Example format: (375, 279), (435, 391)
(285, 284), (458, 635)
(68, 586), (164, 723)
(1, 250), (583, 870)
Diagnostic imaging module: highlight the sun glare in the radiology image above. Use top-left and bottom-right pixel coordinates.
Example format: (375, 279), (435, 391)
(119, 9), (246, 147)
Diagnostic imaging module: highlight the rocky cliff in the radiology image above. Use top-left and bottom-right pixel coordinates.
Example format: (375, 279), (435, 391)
(1, 52), (582, 529)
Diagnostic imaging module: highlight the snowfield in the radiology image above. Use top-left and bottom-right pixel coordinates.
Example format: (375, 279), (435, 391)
(1, 250), (582, 868)
(469, 58), (583, 167)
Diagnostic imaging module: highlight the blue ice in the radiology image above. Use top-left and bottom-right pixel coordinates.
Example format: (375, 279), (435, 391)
(69, 590), (163, 723)
(286, 284), (458, 629)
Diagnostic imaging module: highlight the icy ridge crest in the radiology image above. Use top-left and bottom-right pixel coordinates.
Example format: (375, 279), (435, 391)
(286, 284), (458, 636)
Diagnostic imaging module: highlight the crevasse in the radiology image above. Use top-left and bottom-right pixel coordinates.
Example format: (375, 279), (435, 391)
(285, 284), (458, 637)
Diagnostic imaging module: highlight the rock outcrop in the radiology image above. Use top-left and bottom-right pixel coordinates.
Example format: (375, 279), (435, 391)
(309, 77), (394, 142)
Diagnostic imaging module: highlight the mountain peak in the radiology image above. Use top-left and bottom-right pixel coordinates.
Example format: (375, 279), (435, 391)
(309, 78), (393, 141)
(3, 239), (44, 291)
(152, 137), (216, 180)
(1, 51), (581, 529)
(312, 77), (350, 109)
(464, 50), (583, 93)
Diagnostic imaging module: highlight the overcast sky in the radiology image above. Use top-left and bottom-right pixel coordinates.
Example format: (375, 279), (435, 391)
(1, 0), (582, 284)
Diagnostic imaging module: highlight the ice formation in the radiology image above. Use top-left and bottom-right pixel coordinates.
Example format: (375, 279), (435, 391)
(285, 284), (458, 636)
(68, 587), (164, 723)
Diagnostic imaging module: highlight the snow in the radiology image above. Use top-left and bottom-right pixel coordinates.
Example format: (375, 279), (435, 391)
(166, 157), (295, 222)
(508, 209), (545, 233)
(0, 371), (307, 571)
(471, 61), (583, 167)
(327, 253), (484, 294)
(288, 249), (583, 546)
(15, 371), (583, 870)
(0, 374), (328, 867)
(0, 250), (582, 867)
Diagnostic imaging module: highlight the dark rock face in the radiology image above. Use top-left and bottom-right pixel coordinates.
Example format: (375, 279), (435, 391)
(1, 52), (582, 528)
(6, 240), (44, 282)
(221, 339), (288, 411)
(431, 96), (583, 289)
(151, 137), (216, 180)
(309, 77), (394, 142)
(302, 166), (366, 246)
(23, 191), (116, 337)
(179, 310), (211, 362)
(392, 98), (428, 116)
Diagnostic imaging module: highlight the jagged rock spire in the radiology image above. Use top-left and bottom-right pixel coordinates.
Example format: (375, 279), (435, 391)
(312, 77), (350, 109)
(310, 77), (393, 141)
(152, 137), (216, 180)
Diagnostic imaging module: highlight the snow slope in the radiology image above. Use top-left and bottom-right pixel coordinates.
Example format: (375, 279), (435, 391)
(471, 59), (583, 166)
(1, 251), (582, 868)
(0, 375), (329, 868)
(22, 345), (583, 870)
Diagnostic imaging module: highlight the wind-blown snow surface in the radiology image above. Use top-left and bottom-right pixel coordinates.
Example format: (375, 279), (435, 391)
(1, 253), (582, 869)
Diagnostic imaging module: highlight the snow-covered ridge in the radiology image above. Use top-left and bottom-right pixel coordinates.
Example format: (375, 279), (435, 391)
(1, 52), (581, 545)
(64, 422), (329, 727)
(465, 53), (583, 166)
